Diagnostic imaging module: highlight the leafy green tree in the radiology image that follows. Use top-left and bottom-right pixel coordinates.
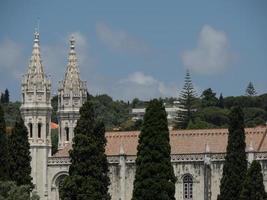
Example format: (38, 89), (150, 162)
(1, 101), (21, 127)
(201, 88), (218, 107)
(0, 181), (39, 200)
(218, 106), (247, 200)
(246, 82), (257, 96)
(187, 118), (214, 129)
(240, 160), (267, 200)
(218, 93), (224, 108)
(8, 116), (32, 188)
(197, 107), (229, 127)
(0, 104), (9, 181)
(175, 69), (197, 129)
(132, 99), (176, 200)
(60, 100), (110, 200)
(244, 107), (267, 127)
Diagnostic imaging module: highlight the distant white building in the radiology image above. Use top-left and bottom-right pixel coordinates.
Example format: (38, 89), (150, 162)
(132, 106), (182, 123)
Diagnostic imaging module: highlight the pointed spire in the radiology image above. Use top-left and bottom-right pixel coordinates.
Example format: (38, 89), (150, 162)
(63, 36), (81, 93)
(26, 29), (45, 84)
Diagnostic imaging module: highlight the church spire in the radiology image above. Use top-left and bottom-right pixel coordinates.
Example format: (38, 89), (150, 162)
(57, 36), (87, 148)
(26, 29), (45, 84)
(63, 36), (81, 93)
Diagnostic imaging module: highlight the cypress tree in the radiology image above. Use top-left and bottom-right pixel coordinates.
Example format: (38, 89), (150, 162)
(0, 104), (9, 181)
(0, 93), (4, 104)
(218, 106), (247, 200)
(4, 89), (9, 103)
(60, 100), (110, 200)
(240, 160), (267, 200)
(8, 116), (32, 188)
(175, 69), (197, 129)
(218, 93), (224, 108)
(132, 99), (176, 200)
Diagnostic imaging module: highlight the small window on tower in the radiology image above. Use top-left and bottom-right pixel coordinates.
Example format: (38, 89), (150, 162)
(38, 123), (42, 138)
(29, 123), (33, 138)
(65, 127), (69, 141)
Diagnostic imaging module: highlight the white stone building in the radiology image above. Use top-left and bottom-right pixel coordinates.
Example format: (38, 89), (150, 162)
(21, 31), (267, 200)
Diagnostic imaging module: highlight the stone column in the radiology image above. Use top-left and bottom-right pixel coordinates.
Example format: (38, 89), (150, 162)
(119, 144), (126, 200)
(204, 144), (211, 200)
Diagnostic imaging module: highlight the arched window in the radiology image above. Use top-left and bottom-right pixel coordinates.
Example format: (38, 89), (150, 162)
(38, 123), (42, 138)
(65, 127), (69, 141)
(29, 123), (33, 138)
(183, 174), (193, 199)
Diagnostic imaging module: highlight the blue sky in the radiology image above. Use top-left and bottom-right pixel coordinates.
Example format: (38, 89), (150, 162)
(0, 0), (267, 101)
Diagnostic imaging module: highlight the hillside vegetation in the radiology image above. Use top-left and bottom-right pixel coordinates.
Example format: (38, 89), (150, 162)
(1, 92), (267, 131)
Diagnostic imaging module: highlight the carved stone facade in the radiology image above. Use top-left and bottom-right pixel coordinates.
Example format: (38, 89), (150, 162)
(21, 31), (267, 200)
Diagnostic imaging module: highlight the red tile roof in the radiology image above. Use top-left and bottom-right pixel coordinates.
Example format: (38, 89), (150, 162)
(53, 127), (267, 157)
(51, 122), (59, 129)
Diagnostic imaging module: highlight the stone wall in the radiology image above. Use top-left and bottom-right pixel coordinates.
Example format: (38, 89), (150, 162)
(47, 152), (267, 200)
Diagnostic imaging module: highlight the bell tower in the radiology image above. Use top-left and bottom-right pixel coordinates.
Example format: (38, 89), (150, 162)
(57, 36), (87, 149)
(20, 30), (52, 200)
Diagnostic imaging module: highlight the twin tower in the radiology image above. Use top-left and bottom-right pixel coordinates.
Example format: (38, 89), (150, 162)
(20, 30), (87, 194)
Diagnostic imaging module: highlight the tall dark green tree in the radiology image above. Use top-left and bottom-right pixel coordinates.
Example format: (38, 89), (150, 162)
(246, 82), (257, 96)
(4, 89), (9, 104)
(0, 104), (9, 181)
(218, 106), (247, 200)
(132, 99), (176, 200)
(0, 93), (4, 104)
(240, 160), (267, 200)
(175, 69), (197, 129)
(60, 100), (110, 200)
(217, 93), (224, 108)
(201, 88), (218, 107)
(8, 116), (32, 188)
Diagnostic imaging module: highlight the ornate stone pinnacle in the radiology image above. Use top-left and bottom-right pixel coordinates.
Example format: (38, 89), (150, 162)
(70, 36), (75, 50)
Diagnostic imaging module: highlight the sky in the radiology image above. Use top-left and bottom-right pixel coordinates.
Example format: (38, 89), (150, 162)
(0, 0), (267, 101)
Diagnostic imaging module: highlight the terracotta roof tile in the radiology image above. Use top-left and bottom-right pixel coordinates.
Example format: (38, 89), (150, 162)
(53, 127), (267, 157)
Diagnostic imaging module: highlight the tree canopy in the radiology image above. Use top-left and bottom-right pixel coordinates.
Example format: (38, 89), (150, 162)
(218, 106), (247, 200)
(175, 70), (197, 129)
(8, 116), (32, 189)
(60, 100), (110, 200)
(240, 160), (267, 200)
(132, 99), (176, 200)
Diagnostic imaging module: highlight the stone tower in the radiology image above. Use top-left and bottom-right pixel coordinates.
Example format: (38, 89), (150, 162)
(57, 36), (87, 149)
(20, 30), (52, 200)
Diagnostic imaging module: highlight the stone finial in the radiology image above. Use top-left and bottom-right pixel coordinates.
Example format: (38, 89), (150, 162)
(34, 30), (39, 43)
(70, 36), (75, 50)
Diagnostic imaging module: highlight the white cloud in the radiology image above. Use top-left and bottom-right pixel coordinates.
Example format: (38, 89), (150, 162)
(115, 71), (177, 100)
(96, 23), (149, 53)
(181, 25), (234, 75)
(120, 71), (157, 86)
